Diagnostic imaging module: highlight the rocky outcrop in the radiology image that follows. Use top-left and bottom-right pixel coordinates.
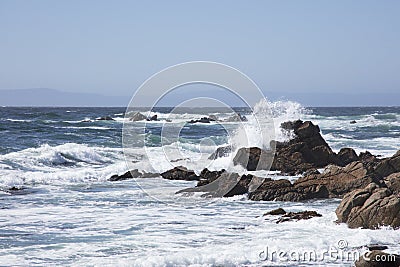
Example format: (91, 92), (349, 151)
(373, 151), (400, 178)
(109, 169), (159, 181)
(263, 208), (322, 223)
(188, 116), (216, 124)
(355, 250), (400, 267)
(160, 166), (199, 181)
(336, 183), (400, 229)
(232, 120), (343, 174)
(337, 148), (359, 166)
(208, 145), (232, 159)
(385, 172), (400, 194)
(147, 114), (158, 121)
(129, 112), (147, 121)
(294, 161), (382, 198)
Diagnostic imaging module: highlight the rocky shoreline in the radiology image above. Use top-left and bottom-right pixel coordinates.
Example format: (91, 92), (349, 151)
(111, 119), (400, 231)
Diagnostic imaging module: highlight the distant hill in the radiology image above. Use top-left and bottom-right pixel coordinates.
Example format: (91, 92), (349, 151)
(0, 88), (128, 107)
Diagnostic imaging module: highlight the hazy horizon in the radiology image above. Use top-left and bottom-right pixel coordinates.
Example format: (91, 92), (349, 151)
(0, 1), (399, 106)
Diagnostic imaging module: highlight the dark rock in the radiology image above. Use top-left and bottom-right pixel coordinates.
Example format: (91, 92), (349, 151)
(355, 250), (400, 267)
(109, 169), (159, 181)
(197, 168), (226, 186)
(367, 245), (389, 251)
(147, 114), (158, 121)
(188, 116), (215, 124)
(96, 116), (114, 121)
(350, 120), (357, 124)
(233, 147), (273, 171)
(359, 151), (380, 164)
(160, 166), (199, 181)
(263, 208), (286, 216)
(336, 183), (400, 229)
(276, 210), (322, 223)
(129, 112), (147, 121)
(208, 145), (232, 160)
(337, 148), (360, 166)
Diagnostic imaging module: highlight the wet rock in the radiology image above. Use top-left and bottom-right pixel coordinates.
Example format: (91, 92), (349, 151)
(208, 145), (232, 159)
(263, 208), (286, 216)
(350, 120), (357, 124)
(355, 250), (400, 267)
(96, 116), (114, 121)
(129, 112), (147, 121)
(225, 113), (247, 122)
(367, 245), (388, 251)
(147, 114), (158, 121)
(197, 168), (226, 186)
(109, 169), (159, 181)
(336, 183), (400, 229)
(276, 210), (322, 223)
(160, 166), (199, 181)
(188, 116), (215, 124)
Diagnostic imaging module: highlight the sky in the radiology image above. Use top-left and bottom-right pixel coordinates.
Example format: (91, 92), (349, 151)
(0, 0), (399, 106)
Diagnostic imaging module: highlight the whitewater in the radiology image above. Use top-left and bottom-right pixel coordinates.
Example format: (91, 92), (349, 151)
(0, 102), (399, 266)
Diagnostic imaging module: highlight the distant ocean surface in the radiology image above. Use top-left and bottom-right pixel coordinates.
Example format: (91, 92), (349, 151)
(0, 103), (399, 266)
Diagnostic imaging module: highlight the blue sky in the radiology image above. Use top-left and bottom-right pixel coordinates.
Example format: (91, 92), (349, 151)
(0, 1), (399, 106)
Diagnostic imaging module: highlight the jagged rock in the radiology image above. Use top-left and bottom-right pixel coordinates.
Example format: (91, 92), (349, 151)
(129, 112), (147, 121)
(384, 172), (400, 194)
(197, 168), (226, 186)
(208, 145), (232, 159)
(374, 150), (400, 178)
(96, 116), (114, 121)
(109, 169), (159, 181)
(263, 208), (322, 223)
(294, 161), (381, 198)
(188, 116), (215, 124)
(147, 114), (158, 121)
(337, 148), (360, 166)
(160, 166), (199, 181)
(355, 250), (400, 267)
(276, 211), (322, 223)
(177, 172), (253, 198)
(359, 151), (380, 164)
(232, 147), (273, 171)
(336, 183), (400, 229)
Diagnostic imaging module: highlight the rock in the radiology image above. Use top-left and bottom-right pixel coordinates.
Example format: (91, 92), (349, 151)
(208, 115), (218, 121)
(129, 112), (147, 121)
(263, 208), (286, 216)
(160, 166), (199, 181)
(177, 172), (253, 198)
(337, 148), (360, 166)
(336, 183), (400, 229)
(367, 245), (389, 251)
(355, 250), (400, 267)
(197, 168), (226, 186)
(294, 161), (381, 198)
(276, 210), (322, 223)
(147, 114), (158, 121)
(373, 150), (400, 178)
(208, 145), (232, 159)
(188, 116), (215, 124)
(109, 169), (159, 181)
(233, 147), (273, 171)
(359, 151), (380, 164)
(350, 120), (357, 124)
(96, 116), (114, 121)
(384, 172), (400, 194)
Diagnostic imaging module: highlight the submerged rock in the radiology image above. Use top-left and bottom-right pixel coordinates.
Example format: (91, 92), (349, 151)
(96, 116), (114, 121)
(263, 208), (322, 223)
(188, 116), (216, 124)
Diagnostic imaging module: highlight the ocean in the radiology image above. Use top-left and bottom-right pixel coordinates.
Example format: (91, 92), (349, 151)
(0, 102), (399, 266)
